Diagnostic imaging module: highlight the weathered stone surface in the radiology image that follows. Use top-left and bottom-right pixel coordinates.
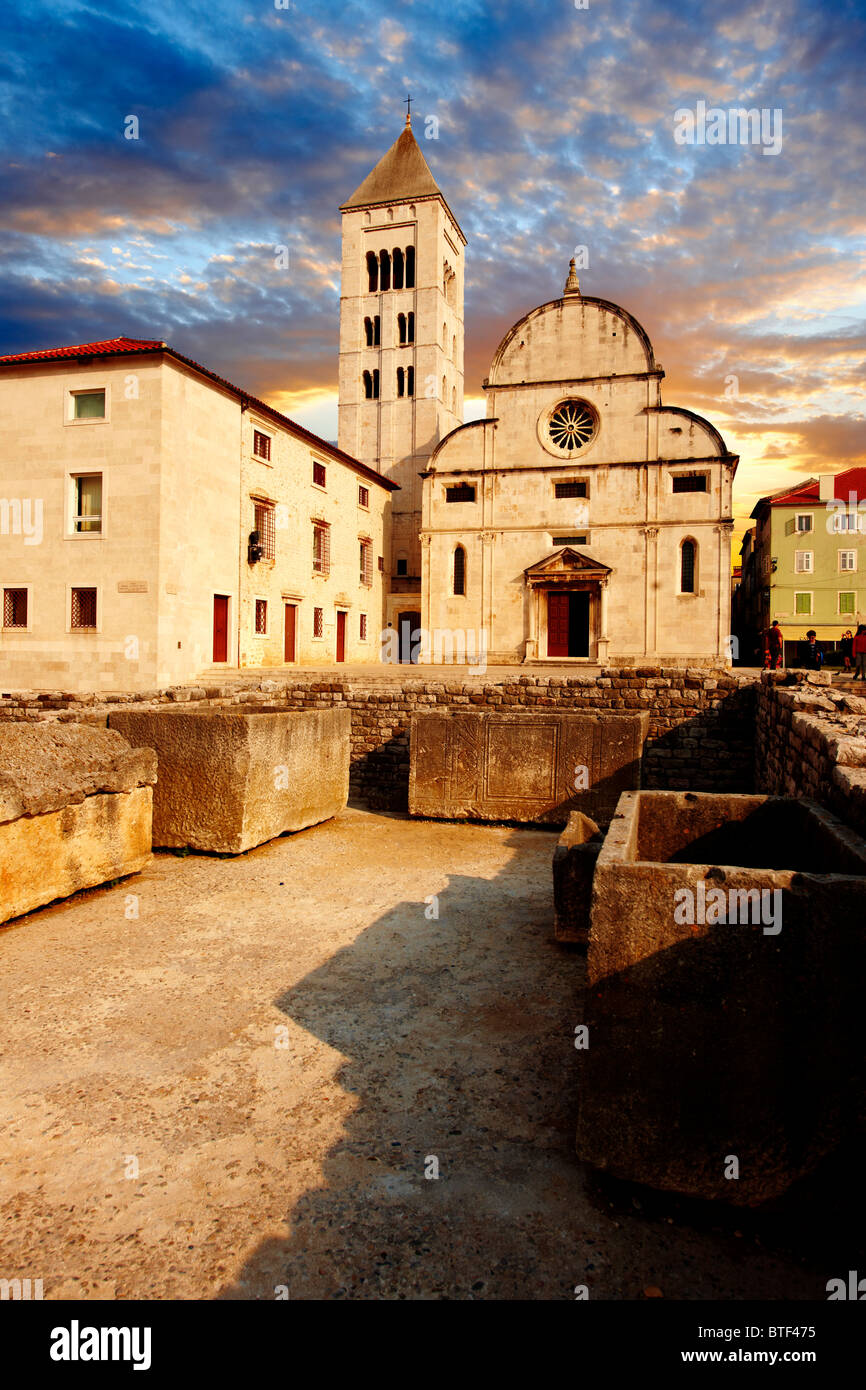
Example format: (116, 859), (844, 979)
(408, 710), (649, 824)
(553, 811), (601, 944)
(0, 723), (156, 824)
(577, 790), (866, 1205)
(0, 722), (155, 925)
(109, 707), (350, 853)
(1, 787), (152, 926)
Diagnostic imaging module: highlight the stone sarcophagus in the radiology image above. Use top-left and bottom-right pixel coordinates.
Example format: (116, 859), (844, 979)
(109, 706), (350, 854)
(577, 790), (866, 1205)
(0, 723), (156, 926)
(408, 710), (649, 825)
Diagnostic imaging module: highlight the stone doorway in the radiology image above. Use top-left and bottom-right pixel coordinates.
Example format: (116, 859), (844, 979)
(547, 591), (590, 658)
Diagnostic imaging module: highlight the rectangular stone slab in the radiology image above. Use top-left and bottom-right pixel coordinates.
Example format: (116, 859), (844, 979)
(109, 707), (350, 853)
(577, 790), (866, 1205)
(553, 811), (602, 944)
(408, 710), (649, 824)
(0, 786), (152, 925)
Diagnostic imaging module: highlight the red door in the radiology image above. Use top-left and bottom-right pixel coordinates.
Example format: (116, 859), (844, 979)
(284, 604), (296, 662)
(213, 595), (229, 663)
(547, 591), (569, 657)
(336, 610), (346, 663)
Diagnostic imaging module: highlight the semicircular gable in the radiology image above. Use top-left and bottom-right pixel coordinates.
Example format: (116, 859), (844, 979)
(652, 406), (729, 459)
(488, 296), (656, 387)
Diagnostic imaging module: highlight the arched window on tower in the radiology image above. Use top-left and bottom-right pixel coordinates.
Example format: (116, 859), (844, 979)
(364, 317), (373, 347)
(373, 315), (380, 345)
(442, 374), (447, 401)
(452, 385), (457, 413)
(379, 250), (391, 292)
(442, 321), (447, 348)
(405, 246), (415, 288)
(397, 366), (405, 397)
(372, 369), (380, 399)
(366, 252), (378, 293)
(452, 334), (457, 361)
(680, 539), (697, 594)
(407, 366), (414, 396)
(407, 312), (415, 343)
(453, 545), (466, 597)
(362, 370), (373, 399)
(398, 313), (407, 345)
(393, 247), (404, 290)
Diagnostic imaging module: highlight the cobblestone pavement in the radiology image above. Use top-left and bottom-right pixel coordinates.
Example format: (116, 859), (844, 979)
(0, 808), (851, 1300)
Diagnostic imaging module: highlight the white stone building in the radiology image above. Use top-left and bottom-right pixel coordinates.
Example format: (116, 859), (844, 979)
(0, 338), (393, 691)
(338, 120), (737, 666)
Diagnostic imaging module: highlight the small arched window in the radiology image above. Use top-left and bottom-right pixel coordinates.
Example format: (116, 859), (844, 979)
(452, 334), (457, 361)
(393, 247), (404, 290)
(373, 314), (380, 345)
(442, 321), (447, 347)
(405, 246), (415, 288)
(364, 317), (373, 346)
(452, 386), (456, 412)
(379, 250), (391, 292)
(372, 368), (380, 399)
(407, 366), (414, 396)
(442, 375), (447, 400)
(453, 545), (466, 596)
(680, 539), (697, 594)
(397, 366), (405, 397)
(398, 313), (406, 345)
(362, 370), (373, 399)
(366, 252), (378, 293)
(407, 312), (415, 343)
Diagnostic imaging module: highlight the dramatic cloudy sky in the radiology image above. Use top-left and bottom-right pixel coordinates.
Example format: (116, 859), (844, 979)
(1, 0), (864, 542)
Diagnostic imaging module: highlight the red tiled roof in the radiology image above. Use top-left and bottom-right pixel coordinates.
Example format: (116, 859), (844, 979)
(0, 337), (165, 364)
(766, 467), (866, 507)
(0, 337), (398, 491)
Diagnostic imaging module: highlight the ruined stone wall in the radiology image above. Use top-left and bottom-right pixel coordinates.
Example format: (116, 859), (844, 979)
(755, 673), (866, 837)
(0, 669), (757, 811)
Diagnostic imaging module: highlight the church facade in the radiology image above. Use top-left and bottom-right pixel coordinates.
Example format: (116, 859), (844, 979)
(340, 119), (737, 665)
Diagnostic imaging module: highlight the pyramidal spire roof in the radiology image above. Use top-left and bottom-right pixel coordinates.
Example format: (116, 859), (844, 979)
(341, 118), (465, 240)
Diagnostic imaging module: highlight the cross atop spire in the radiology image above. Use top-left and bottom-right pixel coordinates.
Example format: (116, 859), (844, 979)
(405, 93), (413, 126)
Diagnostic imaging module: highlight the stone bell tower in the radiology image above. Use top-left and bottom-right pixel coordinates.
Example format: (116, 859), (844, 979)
(338, 112), (466, 627)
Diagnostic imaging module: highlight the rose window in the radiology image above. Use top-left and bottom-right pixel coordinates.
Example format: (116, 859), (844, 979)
(548, 401), (596, 453)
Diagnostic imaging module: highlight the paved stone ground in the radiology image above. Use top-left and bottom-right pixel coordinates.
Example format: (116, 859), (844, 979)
(0, 808), (856, 1300)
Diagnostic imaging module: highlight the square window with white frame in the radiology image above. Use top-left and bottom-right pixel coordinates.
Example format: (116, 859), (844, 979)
(69, 388), (106, 421)
(794, 550), (813, 573)
(839, 591), (856, 615)
(794, 591), (813, 616)
(796, 513), (813, 533)
(839, 550), (857, 572)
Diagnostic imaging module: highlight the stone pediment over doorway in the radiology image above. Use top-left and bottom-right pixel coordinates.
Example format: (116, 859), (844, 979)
(524, 548), (612, 587)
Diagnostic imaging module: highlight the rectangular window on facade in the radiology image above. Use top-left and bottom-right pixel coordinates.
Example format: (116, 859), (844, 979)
(832, 512), (858, 532)
(360, 613), (368, 641)
(672, 473), (709, 493)
(839, 550), (857, 572)
(313, 606), (323, 638)
(71, 587), (97, 629)
(795, 592), (813, 615)
(254, 500), (276, 559)
(255, 599), (268, 634)
(3, 588), (27, 628)
(446, 483), (476, 503)
(553, 535), (588, 546)
(73, 474), (102, 533)
(313, 461), (327, 488)
(378, 555), (384, 572)
(360, 539), (373, 587)
(72, 389), (105, 420)
(313, 521), (331, 576)
(253, 430), (271, 461)
(358, 485), (369, 508)
(796, 514), (814, 532)
(554, 481), (588, 499)
(396, 557), (408, 577)
(794, 551), (813, 573)
(839, 592), (856, 614)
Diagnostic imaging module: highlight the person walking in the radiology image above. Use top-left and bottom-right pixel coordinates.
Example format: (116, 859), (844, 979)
(853, 625), (866, 681)
(841, 629), (854, 672)
(766, 620), (784, 670)
(801, 629), (824, 670)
